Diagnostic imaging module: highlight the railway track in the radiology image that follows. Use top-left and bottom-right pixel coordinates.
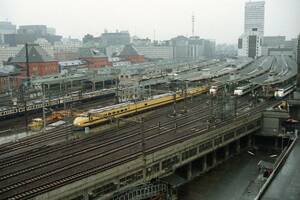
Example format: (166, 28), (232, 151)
(0, 94), (210, 161)
(0, 96), (213, 171)
(0, 125), (73, 157)
(0, 96), (115, 133)
(0, 100), (274, 200)
(0, 96), (262, 199)
(0, 94), (248, 169)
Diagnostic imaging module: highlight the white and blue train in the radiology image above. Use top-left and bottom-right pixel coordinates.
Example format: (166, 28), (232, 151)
(234, 84), (260, 96)
(274, 84), (296, 99)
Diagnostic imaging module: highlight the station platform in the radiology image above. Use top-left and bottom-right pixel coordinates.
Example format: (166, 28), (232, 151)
(262, 138), (300, 200)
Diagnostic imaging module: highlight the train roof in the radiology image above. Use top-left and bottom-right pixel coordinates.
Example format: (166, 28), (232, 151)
(150, 93), (173, 99)
(88, 102), (133, 114)
(87, 92), (174, 115)
(236, 84), (253, 90)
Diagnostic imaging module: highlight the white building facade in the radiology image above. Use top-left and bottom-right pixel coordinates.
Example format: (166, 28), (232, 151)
(35, 38), (54, 56)
(239, 1), (265, 58)
(134, 46), (173, 60)
(238, 30), (263, 58)
(0, 45), (22, 65)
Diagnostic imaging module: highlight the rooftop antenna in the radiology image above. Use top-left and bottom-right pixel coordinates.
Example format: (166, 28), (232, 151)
(192, 13), (195, 36)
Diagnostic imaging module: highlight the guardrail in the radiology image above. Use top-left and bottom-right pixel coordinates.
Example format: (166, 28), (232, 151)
(254, 134), (298, 200)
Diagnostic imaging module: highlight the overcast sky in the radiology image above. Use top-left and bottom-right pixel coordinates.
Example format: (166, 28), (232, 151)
(0, 0), (299, 44)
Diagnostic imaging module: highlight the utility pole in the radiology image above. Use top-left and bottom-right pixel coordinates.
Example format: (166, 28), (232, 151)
(172, 93), (177, 116)
(63, 79), (67, 110)
(115, 77), (119, 104)
(24, 43), (30, 133)
(173, 93), (177, 134)
(183, 80), (188, 113)
(234, 95), (237, 118)
(140, 117), (146, 181)
(42, 84), (46, 132)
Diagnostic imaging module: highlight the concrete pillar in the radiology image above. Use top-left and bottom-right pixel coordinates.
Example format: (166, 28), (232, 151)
(92, 82), (96, 91)
(82, 190), (89, 200)
(236, 139), (241, 154)
(115, 179), (121, 190)
(274, 137), (279, 149)
(225, 145), (229, 159)
(248, 135), (252, 147)
(202, 155), (207, 171)
(187, 162), (192, 180)
(212, 150), (217, 166)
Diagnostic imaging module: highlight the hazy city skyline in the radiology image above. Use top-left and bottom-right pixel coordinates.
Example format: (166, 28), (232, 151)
(0, 0), (299, 44)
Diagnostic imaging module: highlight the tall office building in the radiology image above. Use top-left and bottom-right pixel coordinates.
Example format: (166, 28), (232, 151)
(18, 25), (48, 35)
(244, 1), (265, 36)
(0, 21), (16, 44)
(238, 1), (265, 58)
(101, 31), (130, 47)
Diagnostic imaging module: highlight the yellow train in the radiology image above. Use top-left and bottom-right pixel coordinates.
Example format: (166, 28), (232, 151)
(73, 86), (208, 128)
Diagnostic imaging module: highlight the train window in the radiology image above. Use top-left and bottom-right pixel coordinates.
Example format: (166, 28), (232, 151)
(113, 112), (115, 114)
(108, 113), (111, 115)
(145, 103), (148, 106)
(121, 110), (123, 112)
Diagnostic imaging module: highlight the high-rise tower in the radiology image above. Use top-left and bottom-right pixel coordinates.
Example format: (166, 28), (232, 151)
(244, 1), (265, 36)
(238, 1), (265, 58)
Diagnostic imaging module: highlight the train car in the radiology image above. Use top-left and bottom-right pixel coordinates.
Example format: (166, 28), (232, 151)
(274, 84), (296, 99)
(73, 86), (209, 129)
(234, 84), (259, 96)
(209, 83), (224, 96)
(0, 89), (116, 120)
